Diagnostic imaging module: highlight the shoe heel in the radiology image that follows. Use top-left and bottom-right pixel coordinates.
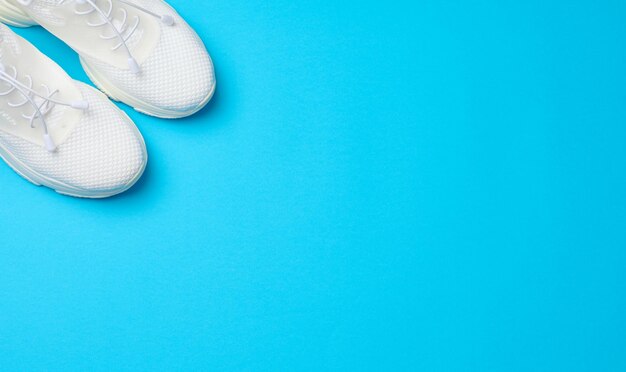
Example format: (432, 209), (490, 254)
(0, 0), (35, 27)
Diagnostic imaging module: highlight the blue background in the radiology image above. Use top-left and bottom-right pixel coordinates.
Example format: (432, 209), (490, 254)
(1, 0), (625, 370)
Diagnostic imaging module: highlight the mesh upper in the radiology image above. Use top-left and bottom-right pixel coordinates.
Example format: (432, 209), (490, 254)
(0, 83), (147, 192)
(79, 0), (216, 113)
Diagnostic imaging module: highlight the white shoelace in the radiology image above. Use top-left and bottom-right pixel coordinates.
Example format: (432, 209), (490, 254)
(0, 63), (88, 152)
(16, 0), (175, 74)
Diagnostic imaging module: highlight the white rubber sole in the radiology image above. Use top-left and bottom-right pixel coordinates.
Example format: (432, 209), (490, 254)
(0, 110), (148, 199)
(0, 0), (35, 27)
(0, 0), (216, 119)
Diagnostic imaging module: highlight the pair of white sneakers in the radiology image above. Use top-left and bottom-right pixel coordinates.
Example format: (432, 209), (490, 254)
(0, 0), (215, 198)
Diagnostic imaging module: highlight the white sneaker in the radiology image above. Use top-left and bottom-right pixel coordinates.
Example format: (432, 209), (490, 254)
(0, 0), (216, 119)
(0, 24), (147, 198)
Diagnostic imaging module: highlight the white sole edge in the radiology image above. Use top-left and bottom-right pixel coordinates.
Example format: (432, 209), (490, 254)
(0, 0), (36, 27)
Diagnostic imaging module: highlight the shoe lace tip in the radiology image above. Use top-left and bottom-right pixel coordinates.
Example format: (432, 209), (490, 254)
(128, 57), (140, 74)
(161, 15), (175, 26)
(43, 133), (57, 152)
(71, 100), (89, 110)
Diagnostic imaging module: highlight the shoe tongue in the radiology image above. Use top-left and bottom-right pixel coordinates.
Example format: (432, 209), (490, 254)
(0, 23), (84, 149)
(0, 24), (21, 56)
(15, 0), (161, 70)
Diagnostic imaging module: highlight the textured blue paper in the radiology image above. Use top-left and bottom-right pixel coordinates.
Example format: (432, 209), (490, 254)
(0, 1), (625, 370)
